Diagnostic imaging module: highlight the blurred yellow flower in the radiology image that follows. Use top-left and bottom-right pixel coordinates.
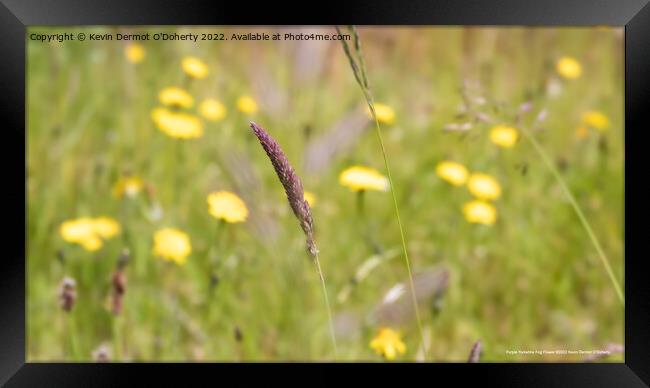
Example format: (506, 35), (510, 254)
(462, 200), (497, 225)
(207, 191), (249, 223)
(153, 228), (191, 265)
(236, 95), (258, 114)
(199, 99), (227, 122)
(112, 176), (144, 199)
(575, 126), (589, 140)
(581, 110), (609, 131)
(304, 191), (317, 207)
(159, 87), (194, 109)
(152, 107), (204, 139)
(556, 56), (582, 79)
(436, 161), (468, 186)
(80, 235), (103, 251)
(59, 217), (121, 251)
(60, 218), (97, 249)
(124, 43), (145, 64)
(339, 166), (389, 192)
(369, 328), (406, 360)
(489, 125), (519, 148)
(91, 217), (121, 239)
(369, 103), (396, 125)
(181, 56), (209, 79)
(467, 173), (501, 200)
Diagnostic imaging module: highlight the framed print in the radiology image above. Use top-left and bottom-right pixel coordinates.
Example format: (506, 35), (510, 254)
(1, 0), (649, 386)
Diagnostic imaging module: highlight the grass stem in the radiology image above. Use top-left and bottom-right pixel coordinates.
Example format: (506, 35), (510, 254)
(336, 25), (429, 360)
(313, 251), (339, 360)
(249, 122), (339, 359)
(520, 127), (624, 305)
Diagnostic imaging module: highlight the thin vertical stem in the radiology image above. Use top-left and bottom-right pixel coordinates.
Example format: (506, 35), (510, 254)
(207, 220), (225, 327)
(356, 190), (365, 218)
(248, 122), (338, 359)
(313, 251), (339, 360)
(112, 315), (123, 360)
(520, 127), (624, 305)
(66, 315), (80, 360)
(356, 190), (368, 245)
(336, 25), (429, 360)
(370, 110), (429, 359)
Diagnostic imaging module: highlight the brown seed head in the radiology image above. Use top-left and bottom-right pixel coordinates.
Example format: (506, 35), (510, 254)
(234, 325), (244, 342)
(467, 339), (482, 363)
(111, 270), (126, 315)
(58, 276), (77, 312)
(250, 122), (317, 257)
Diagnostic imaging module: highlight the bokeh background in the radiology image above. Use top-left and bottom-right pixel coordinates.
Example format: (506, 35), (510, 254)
(27, 26), (624, 361)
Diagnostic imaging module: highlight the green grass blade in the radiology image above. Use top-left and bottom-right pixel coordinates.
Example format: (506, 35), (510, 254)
(314, 252), (339, 359)
(336, 25), (429, 360)
(520, 127), (624, 305)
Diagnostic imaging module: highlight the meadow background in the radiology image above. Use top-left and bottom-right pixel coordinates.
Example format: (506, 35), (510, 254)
(27, 26), (624, 361)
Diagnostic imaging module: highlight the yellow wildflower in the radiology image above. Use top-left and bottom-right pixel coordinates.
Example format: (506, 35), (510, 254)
(462, 200), (497, 225)
(59, 217), (121, 251)
(236, 95), (258, 114)
(124, 43), (145, 64)
(152, 228), (191, 265)
(207, 191), (249, 223)
(181, 56), (209, 79)
(80, 235), (103, 251)
(152, 107), (204, 139)
(556, 56), (582, 79)
(199, 99), (227, 122)
(159, 87), (194, 109)
(467, 173), (501, 200)
(489, 125), (519, 148)
(113, 176), (144, 199)
(304, 191), (317, 207)
(369, 328), (406, 360)
(60, 218), (97, 246)
(436, 161), (468, 186)
(91, 217), (121, 239)
(339, 166), (389, 192)
(368, 103), (396, 125)
(581, 110), (609, 131)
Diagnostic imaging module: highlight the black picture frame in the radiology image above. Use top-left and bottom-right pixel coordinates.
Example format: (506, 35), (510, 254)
(2, 0), (649, 386)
